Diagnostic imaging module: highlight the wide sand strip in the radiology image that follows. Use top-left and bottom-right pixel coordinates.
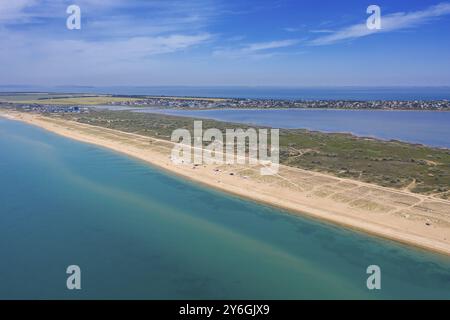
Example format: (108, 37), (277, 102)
(2, 110), (450, 255)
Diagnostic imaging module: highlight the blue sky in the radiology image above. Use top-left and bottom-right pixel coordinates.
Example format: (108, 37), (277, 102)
(1, 0), (450, 86)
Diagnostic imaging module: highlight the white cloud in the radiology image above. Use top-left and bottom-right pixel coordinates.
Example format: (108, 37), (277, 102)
(0, 0), (132, 24)
(0, 30), (213, 85)
(0, 0), (224, 86)
(2, 32), (211, 65)
(64, 34), (212, 60)
(0, 0), (37, 22)
(213, 39), (299, 59)
(309, 2), (450, 46)
(309, 29), (333, 34)
(246, 39), (298, 51)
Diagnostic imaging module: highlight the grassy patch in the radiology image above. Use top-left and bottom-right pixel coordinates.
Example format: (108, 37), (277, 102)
(52, 110), (450, 196)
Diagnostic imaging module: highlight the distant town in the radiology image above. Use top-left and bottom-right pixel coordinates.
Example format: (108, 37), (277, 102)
(3, 104), (90, 114)
(105, 96), (450, 111)
(1, 95), (449, 113)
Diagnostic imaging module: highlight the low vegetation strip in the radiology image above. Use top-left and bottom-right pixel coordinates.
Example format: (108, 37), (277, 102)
(55, 110), (450, 198)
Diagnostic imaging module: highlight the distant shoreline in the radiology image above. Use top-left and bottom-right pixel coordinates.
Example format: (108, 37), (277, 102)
(1, 87), (450, 103)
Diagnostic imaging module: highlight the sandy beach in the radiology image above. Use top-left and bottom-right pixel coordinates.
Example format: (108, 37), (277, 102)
(2, 110), (450, 256)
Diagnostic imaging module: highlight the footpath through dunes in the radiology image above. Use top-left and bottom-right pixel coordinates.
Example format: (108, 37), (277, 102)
(2, 110), (450, 255)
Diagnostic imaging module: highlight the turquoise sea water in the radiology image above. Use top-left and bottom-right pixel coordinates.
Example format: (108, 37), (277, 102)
(1, 118), (450, 299)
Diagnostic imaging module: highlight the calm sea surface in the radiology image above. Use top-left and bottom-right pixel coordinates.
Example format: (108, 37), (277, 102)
(2, 86), (450, 100)
(137, 109), (450, 148)
(1, 118), (450, 299)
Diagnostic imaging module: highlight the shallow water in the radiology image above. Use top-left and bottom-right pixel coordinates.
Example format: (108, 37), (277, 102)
(1, 118), (450, 299)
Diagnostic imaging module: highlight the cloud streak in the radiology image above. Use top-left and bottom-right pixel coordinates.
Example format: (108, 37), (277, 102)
(59, 34), (212, 60)
(0, 0), (38, 22)
(309, 2), (450, 46)
(213, 39), (299, 59)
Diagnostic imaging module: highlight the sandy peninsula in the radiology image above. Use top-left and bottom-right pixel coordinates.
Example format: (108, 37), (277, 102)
(2, 110), (450, 256)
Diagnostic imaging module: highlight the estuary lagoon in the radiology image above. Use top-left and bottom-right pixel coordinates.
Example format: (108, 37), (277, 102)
(1, 118), (450, 299)
(138, 109), (450, 149)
